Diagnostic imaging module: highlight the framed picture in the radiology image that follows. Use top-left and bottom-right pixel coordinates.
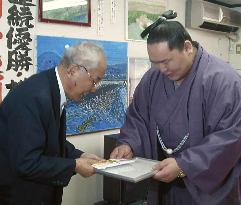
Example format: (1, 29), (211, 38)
(36, 35), (128, 136)
(38, 0), (91, 26)
(126, 0), (166, 41)
(0, 0), (2, 18)
(128, 58), (151, 103)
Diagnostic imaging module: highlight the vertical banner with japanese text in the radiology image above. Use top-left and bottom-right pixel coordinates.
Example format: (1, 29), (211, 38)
(0, 0), (35, 100)
(0, 0), (3, 102)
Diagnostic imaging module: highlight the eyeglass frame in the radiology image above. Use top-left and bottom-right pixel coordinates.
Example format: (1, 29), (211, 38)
(75, 64), (99, 88)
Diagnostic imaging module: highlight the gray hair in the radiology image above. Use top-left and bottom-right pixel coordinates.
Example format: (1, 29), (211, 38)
(61, 42), (105, 70)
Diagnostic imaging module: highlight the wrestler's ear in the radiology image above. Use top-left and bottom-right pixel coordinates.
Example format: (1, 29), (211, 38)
(183, 40), (193, 55)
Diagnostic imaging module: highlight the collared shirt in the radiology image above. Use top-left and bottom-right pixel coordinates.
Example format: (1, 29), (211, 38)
(55, 67), (67, 115)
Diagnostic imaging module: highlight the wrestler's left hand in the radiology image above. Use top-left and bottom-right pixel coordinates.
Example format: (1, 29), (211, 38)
(152, 158), (181, 183)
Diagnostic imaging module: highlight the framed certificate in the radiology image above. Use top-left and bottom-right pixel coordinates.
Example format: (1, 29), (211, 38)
(93, 157), (159, 183)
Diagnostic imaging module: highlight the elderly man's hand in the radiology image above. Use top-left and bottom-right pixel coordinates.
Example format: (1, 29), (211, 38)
(110, 144), (133, 159)
(80, 152), (102, 160)
(75, 157), (99, 177)
(152, 158), (181, 183)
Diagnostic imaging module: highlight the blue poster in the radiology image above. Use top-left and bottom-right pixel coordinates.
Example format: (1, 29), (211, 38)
(36, 35), (128, 135)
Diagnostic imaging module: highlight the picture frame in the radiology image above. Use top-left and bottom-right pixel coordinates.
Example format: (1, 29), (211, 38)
(126, 0), (167, 41)
(38, 0), (91, 27)
(0, 0), (2, 18)
(94, 157), (159, 183)
(36, 35), (128, 136)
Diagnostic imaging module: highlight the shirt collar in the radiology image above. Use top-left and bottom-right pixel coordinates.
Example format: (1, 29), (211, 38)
(55, 67), (67, 112)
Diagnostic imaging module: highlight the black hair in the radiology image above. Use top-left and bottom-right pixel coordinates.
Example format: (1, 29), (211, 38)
(141, 10), (194, 51)
(147, 21), (193, 51)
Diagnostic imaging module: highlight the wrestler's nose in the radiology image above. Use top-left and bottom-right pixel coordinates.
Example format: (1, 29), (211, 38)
(155, 63), (168, 73)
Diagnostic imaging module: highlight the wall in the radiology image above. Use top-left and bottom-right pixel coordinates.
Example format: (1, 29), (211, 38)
(0, 0), (237, 205)
(228, 7), (241, 73)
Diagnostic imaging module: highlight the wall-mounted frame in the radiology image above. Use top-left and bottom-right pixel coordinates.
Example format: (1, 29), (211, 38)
(38, 0), (91, 27)
(126, 0), (167, 41)
(0, 0), (2, 18)
(36, 35), (128, 136)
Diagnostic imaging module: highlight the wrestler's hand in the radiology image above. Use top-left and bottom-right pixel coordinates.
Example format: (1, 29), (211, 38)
(152, 158), (180, 183)
(110, 144), (133, 159)
(75, 157), (99, 177)
(80, 152), (102, 161)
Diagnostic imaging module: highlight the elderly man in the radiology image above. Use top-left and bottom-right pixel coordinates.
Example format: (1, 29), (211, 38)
(111, 11), (241, 205)
(0, 42), (106, 205)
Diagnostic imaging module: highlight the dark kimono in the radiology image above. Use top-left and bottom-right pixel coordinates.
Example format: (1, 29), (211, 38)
(118, 44), (241, 205)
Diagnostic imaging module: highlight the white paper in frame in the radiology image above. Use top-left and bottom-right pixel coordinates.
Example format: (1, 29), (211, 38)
(94, 157), (159, 183)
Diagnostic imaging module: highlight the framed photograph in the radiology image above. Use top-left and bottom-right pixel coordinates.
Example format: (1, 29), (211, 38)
(36, 35), (128, 136)
(129, 58), (151, 103)
(94, 157), (159, 183)
(38, 0), (91, 26)
(126, 0), (167, 41)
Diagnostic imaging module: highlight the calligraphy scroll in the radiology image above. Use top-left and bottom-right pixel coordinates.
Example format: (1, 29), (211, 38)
(0, 57), (3, 103)
(97, 0), (104, 35)
(0, 0), (2, 102)
(6, 0), (35, 91)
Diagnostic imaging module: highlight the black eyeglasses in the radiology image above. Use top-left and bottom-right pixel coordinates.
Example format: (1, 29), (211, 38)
(140, 10), (177, 39)
(75, 64), (100, 88)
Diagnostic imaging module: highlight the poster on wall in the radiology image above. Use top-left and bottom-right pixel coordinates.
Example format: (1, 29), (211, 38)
(0, 0), (35, 100)
(128, 58), (151, 103)
(126, 0), (166, 41)
(38, 0), (91, 26)
(36, 35), (128, 135)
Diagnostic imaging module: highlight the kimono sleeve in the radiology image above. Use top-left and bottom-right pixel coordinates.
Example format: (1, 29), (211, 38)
(118, 70), (155, 157)
(176, 70), (241, 203)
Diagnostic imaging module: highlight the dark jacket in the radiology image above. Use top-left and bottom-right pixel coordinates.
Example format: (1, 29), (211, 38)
(0, 69), (83, 205)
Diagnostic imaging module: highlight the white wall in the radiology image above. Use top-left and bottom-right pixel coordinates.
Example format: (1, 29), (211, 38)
(0, 0), (239, 204)
(228, 7), (241, 72)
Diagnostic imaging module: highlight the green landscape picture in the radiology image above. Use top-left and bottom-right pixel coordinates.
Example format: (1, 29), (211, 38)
(127, 0), (166, 40)
(42, 0), (89, 23)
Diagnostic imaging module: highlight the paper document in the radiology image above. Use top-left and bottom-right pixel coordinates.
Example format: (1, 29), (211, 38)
(93, 157), (159, 183)
(92, 158), (136, 169)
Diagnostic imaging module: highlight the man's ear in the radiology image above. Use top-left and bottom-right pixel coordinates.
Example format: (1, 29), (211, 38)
(184, 40), (193, 55)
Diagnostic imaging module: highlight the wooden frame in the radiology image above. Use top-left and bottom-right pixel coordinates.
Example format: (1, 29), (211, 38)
(0, 0), (2, 18)
(38, 0), (91, 27)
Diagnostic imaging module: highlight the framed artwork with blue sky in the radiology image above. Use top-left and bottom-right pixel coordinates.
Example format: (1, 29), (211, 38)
(36, 35), (128, 135)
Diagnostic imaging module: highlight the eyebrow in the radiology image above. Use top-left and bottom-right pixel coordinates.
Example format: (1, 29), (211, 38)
(149, 58), (168, 64)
